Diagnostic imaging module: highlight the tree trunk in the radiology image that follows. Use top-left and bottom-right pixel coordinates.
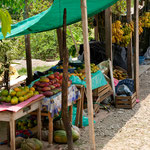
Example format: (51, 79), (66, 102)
(61, 8), (73, 150)
(24, 0), (33, 85)
(57, 28), (63, 61)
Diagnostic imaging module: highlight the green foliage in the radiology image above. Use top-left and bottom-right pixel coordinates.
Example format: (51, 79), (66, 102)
(18, 65), (51, 76)
(0, 9), (11, 38)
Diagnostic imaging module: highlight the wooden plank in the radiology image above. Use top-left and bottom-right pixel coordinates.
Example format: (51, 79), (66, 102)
(81, 0), (96, 149)
(116, 100), (130, 104)
(97, 84), (109, 93)
(48, 112), (53, 145)
(134, 0), (139, 99)
(14, 101), (39, 120)
(105, 7), (112, 61)
(0, 111), (11, 121)
(116, 104), (132, 109)
(127, 0), (133, 77)
(132, 100), (136, 107)
(10, 114), (15, 150)
(94, 91), (113, 113)
(98, 86), (111, 97)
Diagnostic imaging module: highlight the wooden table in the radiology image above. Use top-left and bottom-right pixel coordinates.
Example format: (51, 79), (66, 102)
(0, 96), (44, 150)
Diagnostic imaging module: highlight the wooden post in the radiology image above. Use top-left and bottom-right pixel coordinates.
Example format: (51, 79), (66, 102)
(48, 112), (53, 144)
(105, 7), (112, 61)
(10, 115), (15, 150)
(24, 0), (33, 85)
(134, 0), (139, 98)
(94, 14), (99, 41)
(37, 102), (42, 140)
(127, 0), (133, 77)
(56, 28), (63, 61)
(81, 0), (96, 149)
(62, 8), (73, 150)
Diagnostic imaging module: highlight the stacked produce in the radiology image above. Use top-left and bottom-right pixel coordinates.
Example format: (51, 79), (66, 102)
(33, 72), (72, 97)
(112, 20), (143, 47)
(0, 86), (39, 105)
(16, 116), (37, 130)
(56, 65), (74, 69)
(141, 12), (150, 28)
(70, 63), (99, 80)
(113, 69), (128, 80)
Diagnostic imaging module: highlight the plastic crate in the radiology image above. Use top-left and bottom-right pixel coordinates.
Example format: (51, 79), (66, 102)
(51, 66), (76, 73)
(139, 56), (145, 65)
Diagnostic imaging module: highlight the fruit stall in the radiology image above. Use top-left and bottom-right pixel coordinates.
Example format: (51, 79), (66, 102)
(0, 0), (141, 149)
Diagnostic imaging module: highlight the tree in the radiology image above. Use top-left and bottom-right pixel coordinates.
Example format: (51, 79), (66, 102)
(0, 9), (11, 38)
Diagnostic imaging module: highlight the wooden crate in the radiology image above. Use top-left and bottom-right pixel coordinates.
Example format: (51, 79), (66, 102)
(93, 83), (113, 113)
(115, 92), (137, 109)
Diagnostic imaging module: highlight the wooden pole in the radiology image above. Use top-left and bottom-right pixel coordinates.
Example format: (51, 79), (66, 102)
(56, 28), (63, 61)
(134, 0), (139, 98)
(105, 7), (112, 61)
(62, 8), (73, 150)
(127, 0), (133, 78)
(81, 0), (96, 149)
(24, 0), (33, 85)
(94, 14), (99, 41)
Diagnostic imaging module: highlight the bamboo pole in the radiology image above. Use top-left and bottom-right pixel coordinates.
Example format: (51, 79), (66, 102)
(134, 0), (139, 98)
(80, 0), (96, 149)
(127, 0), (133, 78)
(62, 8), (73, 150)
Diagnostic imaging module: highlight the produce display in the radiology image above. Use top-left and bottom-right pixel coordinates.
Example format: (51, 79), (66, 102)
(21, 138), (43, 150)
(33, 72), (72, 97)
(56, 65), (74, 69)
(16, 116), (37, 130)
(0, 86), (39, 105)
(113, 69), (128, 80)
(112, 20), (143, 47)
(70, 63), (99, 80)
(141, 12), (150, 28)
(54, 129), (80, 144)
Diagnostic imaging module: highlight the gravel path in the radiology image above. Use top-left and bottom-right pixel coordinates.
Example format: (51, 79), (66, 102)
(12, 59), (59, 70)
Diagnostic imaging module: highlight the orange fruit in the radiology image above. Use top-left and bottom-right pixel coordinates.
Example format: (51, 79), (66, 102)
(10, 90), (16, 96)
(30, 87), (35, 92)
(14, 87), (21, 92)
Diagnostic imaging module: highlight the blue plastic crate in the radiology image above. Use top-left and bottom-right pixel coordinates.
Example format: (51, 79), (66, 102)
(51, 66), (76, 73)
(139, 56), (145, 65)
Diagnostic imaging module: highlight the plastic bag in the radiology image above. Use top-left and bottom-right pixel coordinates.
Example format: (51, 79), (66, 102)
(144, 46), (150, 59)
(97, 60), (109, 75)
(116, 84), (133, 96)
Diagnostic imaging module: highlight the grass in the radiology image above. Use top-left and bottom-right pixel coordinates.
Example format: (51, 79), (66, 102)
(18, 65), (51, 76)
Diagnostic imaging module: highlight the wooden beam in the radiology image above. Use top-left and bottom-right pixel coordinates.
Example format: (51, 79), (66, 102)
(134, 0), (139, 98)
(94, 14), (99, 41)
(127, 0), (133, 78)
(62, 8), (73, 150)
(24, 0), (33, 85)
(80, 0), (96, 149)
(105, 7), (112, 61)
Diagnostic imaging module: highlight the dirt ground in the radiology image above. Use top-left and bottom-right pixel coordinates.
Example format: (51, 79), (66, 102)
(1, 65), (150, 150)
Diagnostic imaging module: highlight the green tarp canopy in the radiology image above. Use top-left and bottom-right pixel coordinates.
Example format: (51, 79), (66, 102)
(0, 0), (118, 39)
